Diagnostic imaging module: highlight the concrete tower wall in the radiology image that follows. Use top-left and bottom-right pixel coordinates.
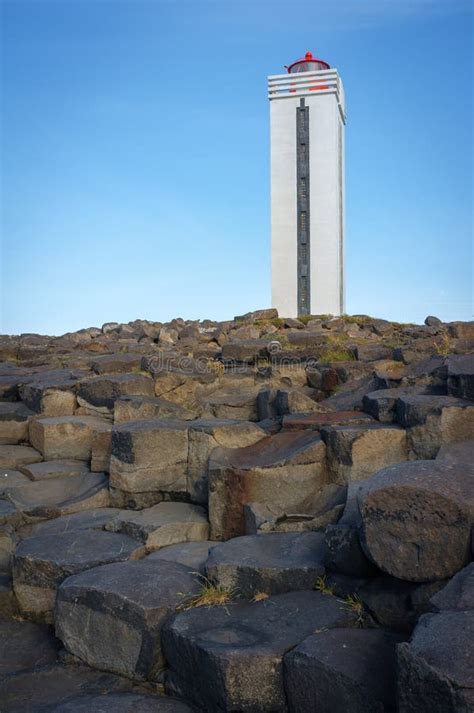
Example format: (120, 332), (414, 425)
(269, 69), (346, 318)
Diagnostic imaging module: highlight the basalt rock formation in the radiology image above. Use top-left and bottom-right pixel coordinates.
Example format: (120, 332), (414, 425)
(0, 311), (473, 712)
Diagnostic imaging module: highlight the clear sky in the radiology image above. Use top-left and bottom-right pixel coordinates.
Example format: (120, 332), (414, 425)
(1, 0), (472, 335)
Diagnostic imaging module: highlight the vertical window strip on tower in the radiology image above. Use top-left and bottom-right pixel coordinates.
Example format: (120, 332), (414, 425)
(296, 98), (310, 315)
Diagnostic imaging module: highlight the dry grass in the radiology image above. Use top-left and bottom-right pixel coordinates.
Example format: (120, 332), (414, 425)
(320, 335), (355, 364)
(177, 575), (234, 612)
(314, 575), (335, 596)
(251, 591), (270, 603)
(341, 594), (366, 627)
(434, 332), (452, 357)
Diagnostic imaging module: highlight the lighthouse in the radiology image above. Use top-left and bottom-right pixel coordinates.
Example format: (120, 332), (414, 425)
(268, 52), (346, 317)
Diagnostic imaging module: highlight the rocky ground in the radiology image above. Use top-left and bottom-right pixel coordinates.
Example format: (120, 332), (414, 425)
(0, 309), (473, 712)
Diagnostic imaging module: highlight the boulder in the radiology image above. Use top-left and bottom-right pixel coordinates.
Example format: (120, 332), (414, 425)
(221, 340), (269, 363)
(29, 416), (111, 461)
(109, 419), (188, 496)
(397, 611), (474, 713)
(0, 402), (35, 444)
(436, 440), (474, 465)
(13, 529), (141, 618)
(17, 508), (123, 539)
(321, 423), (407, 484)
(77, 373), (155, 414)
(359, 460), (474, 582)
(19, 459), (89, 481)
(430, 563), (474, 612)
(105, 502), (209, 551)
(362, 387), (425, 423)
(46, 692), (195, 713)
(396, 395), (474, 459)
(204, 532), (326, 597)
(91, 352), (144, 375)
(114, 395), (194, 423)
(284, 628), (404, 713)
(147, 541), (217, 573)
(0, 619), (59, 675)
(186, 419), (265, 503)
(55, 559), (201, 680)
(0, 663), (141, 713)
(6, 472), (110, 519)
(447, 354), (474, 400)
(162, 591), (358, 713)
(0, 444), (42, 469)
(19, 370), (81, 416)
(204, 388), (260, 421)
(209, 430), (328, 540)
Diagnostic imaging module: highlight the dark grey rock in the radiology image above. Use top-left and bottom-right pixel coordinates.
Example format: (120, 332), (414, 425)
(78, 373), (155, 410)
(284, 628), (405, 713)
(447, 354), (474, 400)
(19, 459), (89, 481)
(430, 563), (474, 611)
(425, 316), (443, 327)
(46, 692), (195, 713)
(162, 591), (358, 712)
(436, 440), (474, 465)
(205, 532), (326, 597)
(147, 540), (217, 572)
(359, 460), (474, 582)
(325, 523), (378, 578)
(0, 619), (59, 675)
(6, 472), (110, 519)
(397, 611), (474, 713)
(0, 663), (139, 713)
(358, 576), (446, 633)
(17, 508), (123, 539)
(55, 559), (201, 680)
(13, 529), (141, 618)
(395, 394), (463, 427)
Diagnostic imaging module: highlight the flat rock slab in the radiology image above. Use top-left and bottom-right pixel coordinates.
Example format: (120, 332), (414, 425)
(398, 611), (474, 713)
(359, 460), (474, 581)
(0, 663), (141, 713)
(430, 563), (474, 612)
(209, 430), (327, 540)
(0, 402), (35, 444)
(282, 410), (374, 430)
(46, 692), (195, 713)
(106, 502), (209, 550)
(162, 591), (358, 713)
(147, 541), (217, 572)
(284, 628), (405, 713)
(19, 459), (89, 481)
(395, 394), (466, 427)
(13, 529), (141, 617)
(29, 416), (111, 461)
(0, 445), (42, 470)
(205, 532), (326, 597)
(6, 472), (110, 519)
(56, 559), (202, 680)
(0, 620), (59, 675)
(17, 508), (123, 539)
(0, 470), (31, 495)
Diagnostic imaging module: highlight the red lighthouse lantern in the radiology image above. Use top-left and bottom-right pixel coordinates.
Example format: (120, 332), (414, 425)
(286, 51), (330, 92)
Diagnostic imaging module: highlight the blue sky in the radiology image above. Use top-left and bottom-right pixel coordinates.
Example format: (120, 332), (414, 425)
(1, 0), (472, 335)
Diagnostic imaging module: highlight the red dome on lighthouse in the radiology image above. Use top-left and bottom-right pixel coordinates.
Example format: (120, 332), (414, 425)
(287, 51), (330, 74)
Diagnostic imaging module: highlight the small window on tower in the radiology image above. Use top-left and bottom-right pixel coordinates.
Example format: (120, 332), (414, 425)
(300, 178), (307, 200)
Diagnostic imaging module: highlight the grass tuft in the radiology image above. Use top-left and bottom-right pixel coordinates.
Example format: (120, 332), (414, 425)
(341, 593), (366, 627)
(251, 591), (270, 603)
(314, 575), (335, 596)
(433, 332), (452, 357)
(177, 575), (234, 612)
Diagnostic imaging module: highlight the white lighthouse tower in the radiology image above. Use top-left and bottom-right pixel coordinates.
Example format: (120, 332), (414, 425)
(269, 51), (346, 317)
